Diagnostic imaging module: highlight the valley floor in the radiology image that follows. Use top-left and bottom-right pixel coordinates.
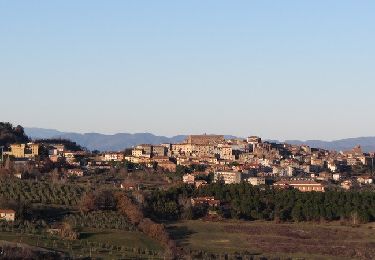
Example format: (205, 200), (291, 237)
(1, 220), (375, 259)
(167, 220), (375, 259)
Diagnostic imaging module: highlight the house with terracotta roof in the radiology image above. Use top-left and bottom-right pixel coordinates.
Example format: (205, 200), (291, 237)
(183, 174), (195, 184)
(247, 176), (266, 186)
(341, 180), (353, 190)
(274, 179), (325, 192)
(0, 209), (15, 222)
(120, 181), (137, 191)
(214, 171), (242, 184)
(66, 169), (84, 177)
(195, 180), (207, 188)
(191, 196), (220, 207)
(152, 156), (170, 163)
(102, 152), (124, 162)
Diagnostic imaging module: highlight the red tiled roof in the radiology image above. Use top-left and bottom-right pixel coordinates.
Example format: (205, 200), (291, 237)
(0, 209), (15, 214)
(275, 180), (323, 186)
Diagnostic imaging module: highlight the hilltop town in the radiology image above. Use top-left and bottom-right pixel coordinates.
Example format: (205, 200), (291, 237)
(1, 122), (375, 259)
(3, 0), (375, 258)
(3, 129), (374, 192)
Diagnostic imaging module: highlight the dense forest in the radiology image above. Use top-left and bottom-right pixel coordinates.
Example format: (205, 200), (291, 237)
(145, 183), (375, 224)
(0, 122), (29, 147)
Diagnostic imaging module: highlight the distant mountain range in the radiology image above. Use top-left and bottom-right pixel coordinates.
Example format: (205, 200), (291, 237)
(25, 128), (187, 151)
(24, 127), (375, 152)
(285, 138), (375, 153)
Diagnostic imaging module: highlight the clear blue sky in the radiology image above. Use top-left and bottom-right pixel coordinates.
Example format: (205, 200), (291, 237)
(1, 1), (374, 140)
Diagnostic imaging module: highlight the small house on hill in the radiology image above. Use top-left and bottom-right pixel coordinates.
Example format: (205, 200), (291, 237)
(0, 209), (15, 222)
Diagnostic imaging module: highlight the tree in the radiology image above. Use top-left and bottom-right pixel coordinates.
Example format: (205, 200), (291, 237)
(118, 167), (128, 177)
(95, 190), (117, 211)
(79, 193), (97, 213)
(350, 211), (360, 226)
(115, 193), (144, 225)
(179, 195), (193, 220)
(0, 122), (29, 147)
(60, 222), (79, 240)
(51, 168), (60, 183)
(4, 157), (13, 171)
(115, 192), (177, 257)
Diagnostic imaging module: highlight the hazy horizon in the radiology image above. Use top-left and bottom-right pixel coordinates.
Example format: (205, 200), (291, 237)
(1, 1), (374, 140)
(22, 125), (375, 143)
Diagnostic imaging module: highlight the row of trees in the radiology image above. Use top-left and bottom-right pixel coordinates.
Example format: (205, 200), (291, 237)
(34, 236), (163, 259)
(195, 183), (375, 223)
(64, 211), (136, 231)
(79, 190), (117, 212)
(0, 178), (87, 206)
(0, 219), (47, 235)
(144, 183), (375, 224)
(115, 192), (177, 257)
(145, 185), (195, 221)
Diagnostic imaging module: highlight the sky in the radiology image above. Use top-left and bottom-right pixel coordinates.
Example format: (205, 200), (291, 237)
(0, 1), (374, 141)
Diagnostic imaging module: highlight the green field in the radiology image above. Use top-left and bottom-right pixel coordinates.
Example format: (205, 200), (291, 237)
(81, 228), (162, 251)
(2, 218), (375, 259)
(0, 228), (163, 259)
(168, 220), (375, 259)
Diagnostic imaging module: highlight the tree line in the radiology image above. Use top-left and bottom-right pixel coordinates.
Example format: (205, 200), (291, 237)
(144, 183), (375, 224)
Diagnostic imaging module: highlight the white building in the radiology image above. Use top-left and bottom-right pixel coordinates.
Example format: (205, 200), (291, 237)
(183, 174), (195, 184)
(0, 210), (15, 222)
(247, 177), (265, 186)
(103, 152), (124, 162)
(132, 148), (144, 157)
(214, 171), (242, 184)
(332, 173), (341, 181)
(328, 162), (338, 172)
(357, 176), (373, 185)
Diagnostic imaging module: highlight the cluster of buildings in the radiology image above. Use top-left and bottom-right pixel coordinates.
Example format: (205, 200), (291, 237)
(3, 143), (40, 159)
(1, 141), (88, 177)
(176, 135), (375, 192)
(1, 134), (374, 192)
(126, 135), (235, 169)
(182, 173), (209, 188)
